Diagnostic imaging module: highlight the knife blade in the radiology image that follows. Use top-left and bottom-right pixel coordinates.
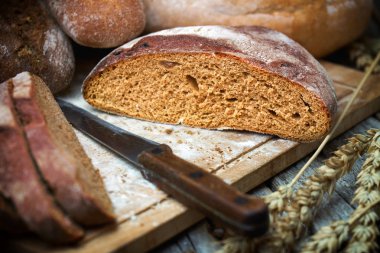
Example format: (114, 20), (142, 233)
(57, 99), (269, 236)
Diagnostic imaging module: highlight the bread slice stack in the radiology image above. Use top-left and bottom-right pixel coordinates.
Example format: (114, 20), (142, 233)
(0, 72), (115, 243)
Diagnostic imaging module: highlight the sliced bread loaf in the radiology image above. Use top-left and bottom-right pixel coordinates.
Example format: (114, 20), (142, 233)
(83, 26), (337, 142)
(12, 72), (115, 226)
(0, 79), (84, 243)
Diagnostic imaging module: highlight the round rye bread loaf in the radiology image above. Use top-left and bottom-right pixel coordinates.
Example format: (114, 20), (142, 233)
(83, 26), (337, 142)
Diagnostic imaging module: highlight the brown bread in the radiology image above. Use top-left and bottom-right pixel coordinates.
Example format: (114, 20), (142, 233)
(12, 72), (115, 226)
(44, 0), (146, 48)
(83, 26), (337, 142)
(0, 0), (75, 94)
(142, 0), (373, 58)
(0, 78), (84, 244)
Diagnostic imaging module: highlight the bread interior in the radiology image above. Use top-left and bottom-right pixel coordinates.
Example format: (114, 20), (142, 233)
(84, 53), (330, 142)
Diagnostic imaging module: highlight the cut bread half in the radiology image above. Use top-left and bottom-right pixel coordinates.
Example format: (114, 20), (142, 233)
(0, 79), (84, 243)
(11, 72), (115, 226)
(83, 26), (337, 142)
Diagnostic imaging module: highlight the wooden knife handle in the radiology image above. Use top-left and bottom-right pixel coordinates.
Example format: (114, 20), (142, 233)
(138, 144), (269, 236)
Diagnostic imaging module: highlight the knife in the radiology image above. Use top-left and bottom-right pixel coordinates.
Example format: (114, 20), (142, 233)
(57, 99), (269, 236)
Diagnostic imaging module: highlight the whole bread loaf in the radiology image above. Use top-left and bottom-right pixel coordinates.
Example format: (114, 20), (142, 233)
(44, 0), (146, 48)
(143, 0), (373, 57)
(12, 72), (115, 227)
(83, 26), (337, 142)
(0, 0), (75, 94)
(0, 79), (84, 244)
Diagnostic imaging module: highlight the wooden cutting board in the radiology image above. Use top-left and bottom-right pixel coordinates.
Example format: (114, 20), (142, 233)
(8, 58), (380, 253)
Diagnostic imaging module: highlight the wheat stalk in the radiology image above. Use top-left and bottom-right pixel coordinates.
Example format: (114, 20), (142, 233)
(301, 199), (380, 253)
(301, 130), (380, 253)
(217, 132), (375, 253)
(262, 133), (373, 252)
(344, 130), (380, 253)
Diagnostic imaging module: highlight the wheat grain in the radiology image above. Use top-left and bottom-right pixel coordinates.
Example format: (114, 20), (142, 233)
(301, 220), (349, 253)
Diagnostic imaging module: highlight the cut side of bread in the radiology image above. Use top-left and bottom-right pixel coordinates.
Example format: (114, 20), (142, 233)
(83, 26), (337, 142)
(0, 79), (84, 243)
(12, 72), (115, 226)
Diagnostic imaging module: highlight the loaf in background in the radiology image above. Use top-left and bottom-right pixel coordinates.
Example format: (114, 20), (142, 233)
(44, 0), (146, 48)
(83, 26), (337, 142)
(143, 0), (373, 58)
(0, 0), (75, 94)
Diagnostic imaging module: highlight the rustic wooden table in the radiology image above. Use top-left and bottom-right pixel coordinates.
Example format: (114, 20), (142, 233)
(6, 47), (380, 252)
(152, 112), (380, 253)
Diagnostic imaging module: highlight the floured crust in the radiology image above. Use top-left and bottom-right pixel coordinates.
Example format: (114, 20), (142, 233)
(142, 0), (373, 57)
(45, 0), (146, 48)
(83, 26), (338, 142)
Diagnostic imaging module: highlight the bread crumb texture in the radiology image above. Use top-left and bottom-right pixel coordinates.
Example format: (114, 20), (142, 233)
(83, 26), (337, 142)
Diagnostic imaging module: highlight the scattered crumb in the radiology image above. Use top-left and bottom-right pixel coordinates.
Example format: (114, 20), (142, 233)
(185, 130), (194, 135)
(214, 146), (223, 155)
(164, 128), (173, 134)
(177, 139), (183, 144)
(144, 126), (153, 131)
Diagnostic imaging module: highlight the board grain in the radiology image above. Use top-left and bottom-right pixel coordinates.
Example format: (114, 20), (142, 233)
(7, 59), (380, 253)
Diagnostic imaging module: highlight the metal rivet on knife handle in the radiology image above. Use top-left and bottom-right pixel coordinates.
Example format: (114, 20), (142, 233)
(138, 144), (269, 236)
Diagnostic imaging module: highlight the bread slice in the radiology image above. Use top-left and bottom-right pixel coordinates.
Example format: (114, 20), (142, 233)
(0, 79), (84, 243)
(83, 26), (337, 142)
(11, 72), (115, 226)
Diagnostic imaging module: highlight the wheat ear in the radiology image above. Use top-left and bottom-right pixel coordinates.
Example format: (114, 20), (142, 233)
(301, 129), (380, 253)
(344, 130), (380, 253)
(263, 133), (374, 251)
(217, 132), (375, 253)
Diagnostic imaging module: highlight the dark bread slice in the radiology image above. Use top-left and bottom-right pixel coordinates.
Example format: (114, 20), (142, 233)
(0, 194), (28, 233)
(83, 26), (337, 142)
(0, 0), (74, 94)
(12, 72), (115, 226)
(0, 79), (84, 243)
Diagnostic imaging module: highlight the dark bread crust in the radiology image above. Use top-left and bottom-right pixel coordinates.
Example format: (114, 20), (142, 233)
(0, 79), (84, 244)
(12, 73), (115, 226)
(83, 26), (337, 142)
(0, 0), (74, 94)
